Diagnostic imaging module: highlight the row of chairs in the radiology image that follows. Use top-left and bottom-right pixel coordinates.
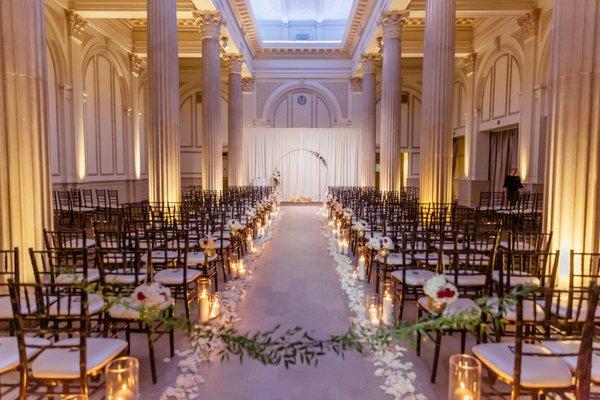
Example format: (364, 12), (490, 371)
(1, 186), (277, 398)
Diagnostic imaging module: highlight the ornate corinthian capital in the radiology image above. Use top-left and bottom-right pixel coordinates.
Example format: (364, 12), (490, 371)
(517, 8), (540, 38)
(361, 53), (381, 74)
(129, 54), (144, 76)
(241, 77), (255, 93)
(350, 77), (363, 92)
(193, 10), (222, 39)
(461, 53), (477, 75)
(66, 10), (87, 40)
(222, 53), (244, 74)
(380, 10), (409, 40)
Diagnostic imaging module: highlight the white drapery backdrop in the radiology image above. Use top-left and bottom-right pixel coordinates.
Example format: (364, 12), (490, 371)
(243, 128), (359, 201)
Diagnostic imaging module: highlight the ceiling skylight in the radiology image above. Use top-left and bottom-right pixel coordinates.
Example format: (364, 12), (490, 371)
(248, 0), (354, 43)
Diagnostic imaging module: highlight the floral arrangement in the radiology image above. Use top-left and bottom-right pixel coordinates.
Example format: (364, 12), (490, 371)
(272, 169), (281, 187)
(245, 208), (257, 219)
(132, 283), (172, 308)
(367, 236), (395, 251)
(423, 274), (458, 305)
(352, 220), (367, 231)
(225, 219), (245, 233)
(200, 237), (217, 251)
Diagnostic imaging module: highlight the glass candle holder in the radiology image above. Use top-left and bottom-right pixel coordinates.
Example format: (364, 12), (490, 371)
(209, 292), (221, 319)
(198, 278), (212, 322)
(105, 357), (139, 400)
(381, 280), (394, 325)
(365, 294), (380, 327)
(448, 354), (481, 400)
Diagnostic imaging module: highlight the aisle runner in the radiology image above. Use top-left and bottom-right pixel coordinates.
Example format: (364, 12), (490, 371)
(318, 211), (426, 400)
(161, 211), (283, 400)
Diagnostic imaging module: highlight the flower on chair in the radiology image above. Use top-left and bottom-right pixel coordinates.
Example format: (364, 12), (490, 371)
(226, 219), (245, 233)
(200, 237), (217, 250)
(132, 283), (172, 308)
(380, 236), (395, 250)
(423, 274), (458, 305)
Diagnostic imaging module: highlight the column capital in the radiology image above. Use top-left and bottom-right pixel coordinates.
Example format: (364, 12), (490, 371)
(222, 53), (244, 74)
(241, 77), (255, 93)
(517, 8), (540, 38)
(350, 77), (363, 92)
(380, 10), (409, 40)
(129, 53), (144, 77)
(461, 52), (477, 75)
(66, 10), (87, 40)
(361, 53), (381, 74)
(193, 10), (222, 39)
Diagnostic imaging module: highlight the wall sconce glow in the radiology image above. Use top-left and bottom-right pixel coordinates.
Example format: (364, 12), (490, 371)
(519, 152), (528, 182)
(76, 138), (86, 180)
(134, 112), (141, 179)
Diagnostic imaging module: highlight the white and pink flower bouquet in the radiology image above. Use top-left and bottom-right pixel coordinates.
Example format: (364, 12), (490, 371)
(132, 282), (172, 308)
(423, 274), (458, 305)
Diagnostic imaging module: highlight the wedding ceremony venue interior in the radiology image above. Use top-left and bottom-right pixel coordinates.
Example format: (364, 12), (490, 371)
(0, 0), (599, 399)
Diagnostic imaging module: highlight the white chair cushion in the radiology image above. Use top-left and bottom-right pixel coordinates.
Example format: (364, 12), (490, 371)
(364, 232), (382, 241)
(56, 268), (100, 284)
(0, 295), (38, 319)
(0, 336), (50, 374)
(154, 268), (202, 285)
(375, 253), (410, 265)
(413, 253), (451, 266)
(549, 298), (600, 321)
(215, 239), (230, 248)
(503, 299), (546, 322)
(49, 293), (104, 316)
(142, 251), (179, 264)
(473, 342), (573, 389)
(186, 251), (217, 266)
(391, 269), (435, 286)
(212, 230), (232, 239)
(104, 273), (146, 285)
(31, 337), (127, 379)
(445, 274), (487, 287)
(108, 298), (173, 320)
(541, 340), (600, 382)
(491, 271), (541, 286)
(457, 253), (490, 265)
(64, 238), (96, 249)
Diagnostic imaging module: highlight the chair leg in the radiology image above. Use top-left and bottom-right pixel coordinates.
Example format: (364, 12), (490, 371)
(460, 331), (466, 354)
(416, 308), (422, 357)
(430, 331), (442, 383)
(147, 326), (158, 384)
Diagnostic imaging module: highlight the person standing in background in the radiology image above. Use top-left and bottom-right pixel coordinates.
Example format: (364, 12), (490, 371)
(503, 167), (523, 206)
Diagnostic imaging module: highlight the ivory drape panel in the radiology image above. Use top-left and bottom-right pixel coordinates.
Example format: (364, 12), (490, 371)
(243, 128), (359, 201)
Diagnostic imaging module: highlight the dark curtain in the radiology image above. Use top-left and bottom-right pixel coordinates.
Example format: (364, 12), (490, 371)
(489, 127), (518, 192)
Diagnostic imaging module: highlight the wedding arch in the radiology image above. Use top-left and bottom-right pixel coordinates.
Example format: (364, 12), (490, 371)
(243, 127), (359, 201)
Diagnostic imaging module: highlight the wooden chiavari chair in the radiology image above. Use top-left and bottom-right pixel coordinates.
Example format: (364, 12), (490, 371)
(0, 248), (19, 334)
(9, 281), (127, 399)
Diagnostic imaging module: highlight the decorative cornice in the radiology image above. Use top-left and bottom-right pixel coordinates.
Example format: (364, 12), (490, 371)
(193, 10), (222, 40)
(129, 53), (144, 76)
(361, 53), (381, 74)
(517, 8), (540, 38)
(66, 10), (87, 40)
(461, 53), (477, 75)
(380, 10), (409, 40)
(404, 17), (477, 28)
(350, 77), (363, 92)
(241, 77), (255, 93)
(340, 0), (371, 54)
(222, 53), (244, 74)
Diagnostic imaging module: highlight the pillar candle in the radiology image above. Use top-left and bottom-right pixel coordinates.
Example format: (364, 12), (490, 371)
(358, 256), (366, 281)
(199, 289), (210, 322)
(382, 292), (394, 325)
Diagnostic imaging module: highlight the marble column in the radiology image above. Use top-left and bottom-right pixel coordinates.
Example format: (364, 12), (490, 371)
(359, 53), (380, 187)
(223, 54), (244, 187)
(544, 0), (600, 280)
(419, 0), (456, 204)
(379, 11), (408, 192)
(66, 10), (87, 181)
(0, 0), (53, 281)
(194, 11), (223, 191)
(517, 9), (541, 187)
(129, 54), (144, 180)
(147, 0), (181, 205)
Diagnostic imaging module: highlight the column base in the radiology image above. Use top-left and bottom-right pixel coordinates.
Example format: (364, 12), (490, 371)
(455, 178), (490, 207)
